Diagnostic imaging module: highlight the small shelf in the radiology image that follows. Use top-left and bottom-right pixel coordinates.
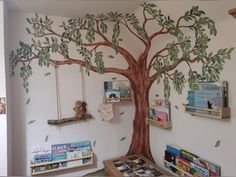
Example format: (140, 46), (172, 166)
(30, 152), (93, 175)
(163, 160), (193, 177)
(183, 104), (230, 120)
(30, 153), (93, 167)
(31, 161), (93, 175)
(147, 118), (172, 129)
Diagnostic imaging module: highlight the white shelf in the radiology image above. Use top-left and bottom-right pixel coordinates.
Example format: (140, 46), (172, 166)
(183, 104), (230, 120)
(30, 152), (93, 175)
(31, 160), (93, 175)
(30, 153), (93, 167)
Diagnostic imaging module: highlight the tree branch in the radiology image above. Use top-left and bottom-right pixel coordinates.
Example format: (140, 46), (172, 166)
(31, 22), (137, 69)
(119, 20), (147, 46)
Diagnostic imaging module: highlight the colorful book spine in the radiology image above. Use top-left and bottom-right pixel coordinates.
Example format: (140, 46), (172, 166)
(190, 162), (209, 176)
(180, 149), (199, 163)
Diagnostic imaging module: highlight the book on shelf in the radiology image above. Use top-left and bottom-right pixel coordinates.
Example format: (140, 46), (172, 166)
(148, 100), (171, 126)
(180, 149), (199, 163)
(104, 80), (131, 102)
(188, 81), (228, 112)
(34, 153), (52, 164)
(176, 156), (191, 173)
(197, 158), (221, 176)
(166, 145), (181, 156)
(164, 145), (221, 177)
(190, 162), (209, 176)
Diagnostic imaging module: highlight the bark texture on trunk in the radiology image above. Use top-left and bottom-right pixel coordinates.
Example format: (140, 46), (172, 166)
(127, 73), (155, 162)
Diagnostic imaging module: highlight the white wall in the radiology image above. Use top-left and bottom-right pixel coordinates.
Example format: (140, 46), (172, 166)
(141, 1), (236, 176)
(8, 12), (135, 176)
(6, 1), (236, 176)
(0, 0), (7, 176)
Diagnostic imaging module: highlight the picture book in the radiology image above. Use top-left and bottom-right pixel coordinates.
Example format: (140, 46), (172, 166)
(198, 158), (221, 176)
(180, 149), (199, 163)
(176, 156), (190, 173)
(190, 162), (209, 176)
(149, 100), (171, 125)
(104, 80), (131, 102)
(166, 144), (181, 156)
(34, 153), (52, 164)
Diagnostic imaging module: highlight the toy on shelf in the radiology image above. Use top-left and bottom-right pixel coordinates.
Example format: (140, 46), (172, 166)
(30, 141), (94, 175)
(184, 81), (230, 120)
(147, 100), (172, 129)
(47, 100), (92, 125)
(164, 144), (221, 177)
(104, 80), (131, 103)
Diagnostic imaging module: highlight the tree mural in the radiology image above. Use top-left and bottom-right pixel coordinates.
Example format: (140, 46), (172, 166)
(10, 3), (234, 161)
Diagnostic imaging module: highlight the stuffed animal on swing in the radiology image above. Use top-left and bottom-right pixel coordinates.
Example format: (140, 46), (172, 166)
(73, 100), (87, 119)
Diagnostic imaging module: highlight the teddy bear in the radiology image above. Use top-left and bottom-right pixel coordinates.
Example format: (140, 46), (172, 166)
(73, 100), (87, 119)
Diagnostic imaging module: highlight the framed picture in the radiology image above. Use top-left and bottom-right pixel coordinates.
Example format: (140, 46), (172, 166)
(0, 97), (6, 115)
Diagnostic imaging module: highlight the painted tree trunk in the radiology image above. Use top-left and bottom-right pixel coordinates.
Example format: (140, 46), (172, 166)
(127, 72), (155, 162)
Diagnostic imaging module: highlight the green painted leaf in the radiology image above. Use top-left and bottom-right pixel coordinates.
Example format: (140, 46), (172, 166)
(28, 120), (36, 124)
(108, 55), (115, 59)
(120, 137), (126, 141)
(45, 135), (49, 142)
(119, 111), (125, 115)
(26, 98), (31, 105)
(214, 140), (221, 147)
(174, 105), (179, 110)
(93, 140), (96, 147)
(44, 72), (51, 76)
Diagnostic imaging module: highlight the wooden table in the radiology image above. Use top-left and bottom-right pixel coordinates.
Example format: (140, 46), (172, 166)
(103, 154), (172, 176)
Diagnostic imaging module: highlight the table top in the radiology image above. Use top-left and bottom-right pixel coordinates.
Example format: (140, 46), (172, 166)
(103, 154), (172, 176)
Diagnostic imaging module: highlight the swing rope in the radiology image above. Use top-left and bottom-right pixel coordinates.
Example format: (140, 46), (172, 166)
(80, 66), (86, 102)
(55, 65), (62, 130)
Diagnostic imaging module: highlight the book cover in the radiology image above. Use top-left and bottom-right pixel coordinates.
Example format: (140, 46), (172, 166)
(198, 158), (221, 176)
(166, 145), (181, 156)
(176, 156), (190, 173)
(180, 149), (199, 163)
(34, 153), (52, 164)
(104, 80), (131, 102)
(190, 162), (209, 176)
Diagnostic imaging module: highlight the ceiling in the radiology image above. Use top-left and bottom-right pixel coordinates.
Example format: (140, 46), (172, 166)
(4, 0), (143, 18)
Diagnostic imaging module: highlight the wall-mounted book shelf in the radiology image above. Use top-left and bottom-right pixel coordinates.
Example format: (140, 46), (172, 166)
(147, 100), (172, 129)
(30, 153), (93, 175)
(147, 118), (172, 129)
(185, 81), (230, 120)
(183, 104), (230, 120)
(164, 160), (193, 177)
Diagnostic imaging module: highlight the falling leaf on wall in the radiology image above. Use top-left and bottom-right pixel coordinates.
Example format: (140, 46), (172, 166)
(119, 111), (125, 115)
(45, 135), (49, 142)
(108, 55), (115, 59)
(93, 140), (96, 147)
(26, 98), (31, 105)
(28, 120), (36, 124)
(118, 38), (123, 42)
(120, 137), (126, 141)
(214, 140), (221, 147)
(155, 94), (159, 97)
(112, 77), (117, 80)
(174, 105), (179, 110)
(44, 72), (51, 76)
